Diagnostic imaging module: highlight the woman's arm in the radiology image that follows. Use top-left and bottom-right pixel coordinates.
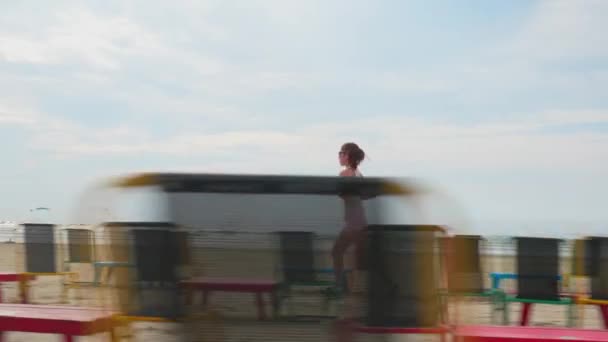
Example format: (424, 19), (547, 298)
(338, 169), (353, 199)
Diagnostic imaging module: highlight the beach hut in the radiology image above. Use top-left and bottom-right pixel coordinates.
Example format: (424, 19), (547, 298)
(499, 237), (575, 326)
(442, 235), (504, 324)
(20, 223), (79, 303)
(574, 236), (608, 329)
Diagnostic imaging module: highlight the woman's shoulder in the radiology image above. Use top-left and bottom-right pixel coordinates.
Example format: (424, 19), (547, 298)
(339, 168), (363, 177)
(339, 168), (354, 176)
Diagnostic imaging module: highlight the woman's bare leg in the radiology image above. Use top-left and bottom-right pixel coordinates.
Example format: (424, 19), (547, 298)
(332, 229), (355, 288)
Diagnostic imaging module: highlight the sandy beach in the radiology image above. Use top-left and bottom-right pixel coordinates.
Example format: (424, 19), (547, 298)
(0, 241), (605, 341)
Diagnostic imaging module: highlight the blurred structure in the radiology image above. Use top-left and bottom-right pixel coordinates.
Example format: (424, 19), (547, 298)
(97, 172), (427, 340)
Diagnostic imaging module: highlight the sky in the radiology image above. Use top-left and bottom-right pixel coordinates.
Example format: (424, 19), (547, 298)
(1, 1), (608, 236)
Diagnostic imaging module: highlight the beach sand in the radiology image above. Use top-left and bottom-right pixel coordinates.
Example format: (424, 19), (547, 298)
(0, 242), (605, 341)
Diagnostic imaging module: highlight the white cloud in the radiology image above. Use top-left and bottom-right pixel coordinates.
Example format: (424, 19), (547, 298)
(534, 109), (608, 126)
(0, 6), (226, 75)
(501, 0), (608, 61)
(6, 104), (605, 177)
(0, 8), (159, 70)
(0, 110), (37, 126)
(0, 101), (40, 126)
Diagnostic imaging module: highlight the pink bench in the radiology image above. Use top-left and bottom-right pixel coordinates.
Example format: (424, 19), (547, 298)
(0, 304), (118, 342)
(453, 325), (608, 342)
(181, 277), (280, 320)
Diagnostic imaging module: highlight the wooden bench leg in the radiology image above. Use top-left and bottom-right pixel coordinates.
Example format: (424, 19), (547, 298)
(106, 267), (114, 285)
(61, 274), (69, 304)
(93, 265), (103, 286)
(185, 288), (193, 305)
(256, 293), (266, 320)
(600, 305), (608, 329)
(202, 290), (209, 308)
(202, 290), (211, 310)
(271, 290), (279, 319)
(520, 303), (532, 326)
(18, 279), (28, 304)
(64, 335), (74, 342)
(110, 327), (118, 342)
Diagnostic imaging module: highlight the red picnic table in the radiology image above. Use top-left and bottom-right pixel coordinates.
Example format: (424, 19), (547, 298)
(0, 304), (118, 342)
(453, 325), (608, 342)
(329, 319), (449, 342)
(0, 273), (36, 303)
(181, 277), (281, 320)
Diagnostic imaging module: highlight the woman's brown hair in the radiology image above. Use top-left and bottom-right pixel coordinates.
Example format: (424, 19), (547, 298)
(340, 142), (365, 169)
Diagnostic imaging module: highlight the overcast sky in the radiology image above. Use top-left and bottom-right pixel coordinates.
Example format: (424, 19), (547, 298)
(1, 1), (607, 235)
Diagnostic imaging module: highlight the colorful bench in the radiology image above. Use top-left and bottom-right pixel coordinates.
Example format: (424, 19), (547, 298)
(0, 304), (118, 342)
(181, 277), (280, 320)
(575, 297), (608, 329)
(489, 272), (575, 326)
(490, 272), (563, 291)
(453, 325), (608, 342)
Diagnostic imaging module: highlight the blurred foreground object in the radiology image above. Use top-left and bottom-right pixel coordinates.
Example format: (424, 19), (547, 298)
(332, 224), (450, 341)
(98, 172), (426, 340)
